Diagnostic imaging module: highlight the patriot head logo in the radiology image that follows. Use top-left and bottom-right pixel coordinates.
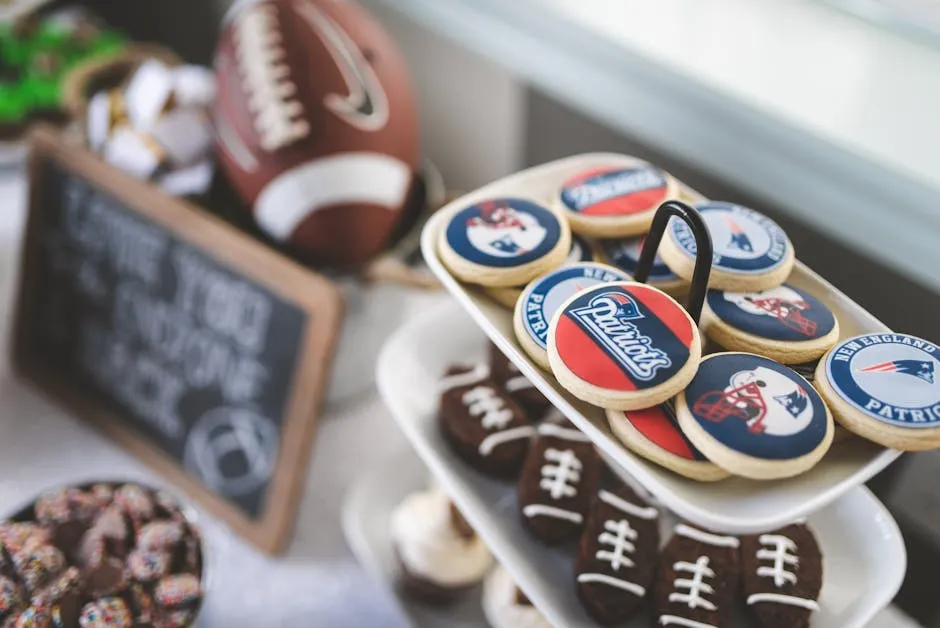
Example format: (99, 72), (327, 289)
(858, 359), (935, 384)
(465, 201), (548, 259)
(724, 215), (755, 253)
(607, 292), (644, 322)
(693, 366), (815, 436)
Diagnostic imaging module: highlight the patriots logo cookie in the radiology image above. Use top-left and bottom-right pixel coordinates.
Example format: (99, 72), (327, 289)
(556, 163), (676, 237)
(703, 284), (839, 364)
(660, 202), (795, 291)
(676, 353), (833, 480)
(514, 262), (630, 369)
(815, 333), (940, 451)
(606, 402), (730, 481)
(548, 282), (701, 411)
(600, 236), (687, 296)
(438, 197), (571, 287)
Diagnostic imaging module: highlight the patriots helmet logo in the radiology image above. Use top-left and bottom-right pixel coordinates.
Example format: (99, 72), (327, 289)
(609, 292), (644, 322)
(723, 215), (754, 253)
(859, 359), (935, 384)
(693, 366), (815, 436)
(723, 286), (819, 337)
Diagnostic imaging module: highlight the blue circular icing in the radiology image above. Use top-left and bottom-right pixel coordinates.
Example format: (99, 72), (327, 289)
(521, 263), (630, 349)
(706, 284), (836, 342)
(668, 202), (790, 275)
(683, 353), (828, 460)
(445, 198), (563, 268)
(825, 333), (940, 429)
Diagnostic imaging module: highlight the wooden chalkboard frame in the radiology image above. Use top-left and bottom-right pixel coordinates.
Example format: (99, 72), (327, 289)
(13, 126), (344, 553)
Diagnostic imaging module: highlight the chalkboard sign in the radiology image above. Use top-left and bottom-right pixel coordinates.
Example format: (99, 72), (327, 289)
(14, 128), (343, 553)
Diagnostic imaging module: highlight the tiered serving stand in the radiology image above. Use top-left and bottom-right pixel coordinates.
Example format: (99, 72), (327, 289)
(351, 154), (909, 628)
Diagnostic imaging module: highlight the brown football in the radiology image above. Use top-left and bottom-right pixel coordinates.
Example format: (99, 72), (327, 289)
(574, 484), (659, 625)
(214, 0), (420, 266)
(653, 523), (741, 628)
(740, 523), (823, 628)
(517, 422), (601, 545)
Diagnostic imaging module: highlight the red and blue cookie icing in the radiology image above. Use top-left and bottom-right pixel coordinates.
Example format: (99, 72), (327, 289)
(825, 333), (940, 428)
(683, 354), (828, 460)
(621, 402), (710, 461)
(601, 237), (679, 283)
(559, 165), (669, 216)
(521, 264), (630, 350)
(707, 284), (836, 341)
(445, 198), (563, 267)
(554, 283), (695, 391)
(669, 202), (790, 274)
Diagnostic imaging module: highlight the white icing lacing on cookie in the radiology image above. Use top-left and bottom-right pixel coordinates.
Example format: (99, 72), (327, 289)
(521, 504), (582, 523)
(675, 524), (740, 548)
(669, 556), (716, 611)
(233, 3), (310, 151)
(747, 534), (820, 611)
(537, 422), (590, 442)
(505, 375), (534, 393)
(439, 364), (490, 393)
(390, 490), (493, 586)
(577, 517), (646, 597)
(540, 448), (581, 499)
(598, 489), (659, 520)
(478, 426), (536, 456)
(462, 386), (513, 430)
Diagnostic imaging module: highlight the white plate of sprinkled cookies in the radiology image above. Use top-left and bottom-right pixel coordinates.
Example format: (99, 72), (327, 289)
(419, 153), (903, 535)
(375, 305), (907, 628)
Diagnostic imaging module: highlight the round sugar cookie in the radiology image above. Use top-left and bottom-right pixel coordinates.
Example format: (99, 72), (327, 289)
(660, 201), (794, 291)
(606, 403), (730, 481)
(599, 235), (688, 297)
(514, 262), (631, 370)
(555, 163), (677, 237)
(547, 281), (701, 410)
(702, 284), (839, 364)
(438, 197), (571, 287)
(483, 233), (598, 309)
(814, 333), (940, 451)
(676, 352), (833, 480)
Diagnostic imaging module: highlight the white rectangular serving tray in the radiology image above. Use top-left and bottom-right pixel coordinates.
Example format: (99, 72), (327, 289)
(375, 301), (906, 628)
(420, 153), (902, 534)
(342, 449), (487, 628)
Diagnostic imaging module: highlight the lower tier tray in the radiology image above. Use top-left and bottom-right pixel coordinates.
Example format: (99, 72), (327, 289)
(376, 300), (906, 628)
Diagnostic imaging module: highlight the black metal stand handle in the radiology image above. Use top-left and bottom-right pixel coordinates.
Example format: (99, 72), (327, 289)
(634, 200), (713, 324)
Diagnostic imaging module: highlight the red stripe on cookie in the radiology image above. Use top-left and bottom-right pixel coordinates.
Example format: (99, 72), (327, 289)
(580, 187), (666, 216)
(624, 407), (697, 460)
(555, 316), (639, 391)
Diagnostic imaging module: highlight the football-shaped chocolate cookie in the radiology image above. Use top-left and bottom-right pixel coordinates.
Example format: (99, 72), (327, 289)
(653, 524), (740, 628)
(575, 484), (659, 625)
(517, 422), (600, 545)
(741, 523), (822, 628)
(214, 0), (420, 266)
(438, 364), (534, 478)
(488, 344), (552, 419)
